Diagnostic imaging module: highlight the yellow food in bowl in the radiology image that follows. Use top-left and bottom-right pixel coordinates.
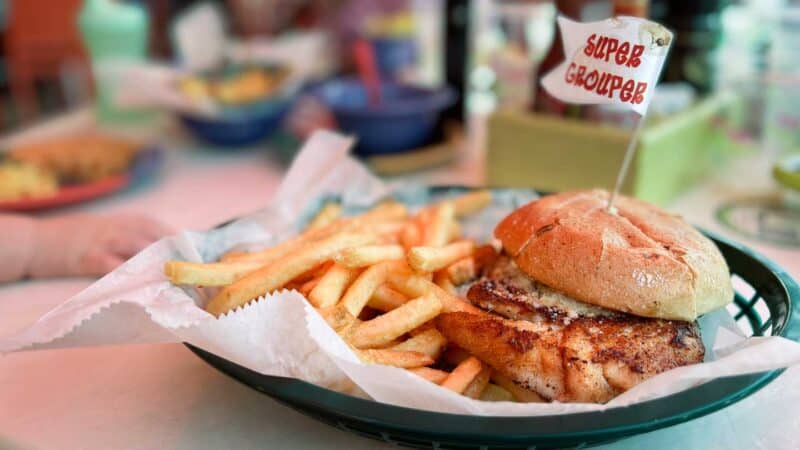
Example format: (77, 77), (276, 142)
(178, 67), (289, 105)
(216, 69), (273, 104)
(179, 76), (212, 101)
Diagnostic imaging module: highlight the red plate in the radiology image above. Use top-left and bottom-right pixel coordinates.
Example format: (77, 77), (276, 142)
(0, 173), (131, 212)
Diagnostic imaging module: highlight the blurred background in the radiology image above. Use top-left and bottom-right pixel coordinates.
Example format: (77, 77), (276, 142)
(0, 0), (798, 249)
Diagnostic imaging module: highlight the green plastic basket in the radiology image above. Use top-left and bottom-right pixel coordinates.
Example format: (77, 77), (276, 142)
(186, 188), (800, 449)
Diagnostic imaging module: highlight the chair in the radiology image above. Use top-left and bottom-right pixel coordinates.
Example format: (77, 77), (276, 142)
(4, 0), (91, 121)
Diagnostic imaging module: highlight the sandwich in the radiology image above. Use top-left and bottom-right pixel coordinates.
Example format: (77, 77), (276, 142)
(436, 189), (734, 403)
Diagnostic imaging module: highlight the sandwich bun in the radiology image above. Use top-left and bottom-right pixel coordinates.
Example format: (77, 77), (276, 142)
(494, 189), (733, 321)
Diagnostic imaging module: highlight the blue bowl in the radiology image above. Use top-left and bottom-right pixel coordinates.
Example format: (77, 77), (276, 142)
(180, 97), (292, 148)
(316, 77), (456, 156)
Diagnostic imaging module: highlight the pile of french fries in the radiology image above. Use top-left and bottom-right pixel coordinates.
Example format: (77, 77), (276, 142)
(165, 190), (541, 403)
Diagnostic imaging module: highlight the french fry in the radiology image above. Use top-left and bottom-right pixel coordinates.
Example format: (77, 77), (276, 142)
(220, 232), (316, 264)
(408, 240), (476, 273)
(315, 202), (406, 240)
(318, 304), (357, 334)
(223, 202), (404, 264)
(356, 349), (433, 368)
(163, 260), (263, 286)
(479, 383), (514, 402)
(338, 319), (362, 342)
(349, 294), (442, 348)
(367, 284), (407, 312)
(219, 218), (350, 263)
(445, 220), (461, 243)
(307, 202), (342, 230)
(312, 205), (405, 246)
(293, 261), (334, 284)
(434, 271), (457, 294)
(372, 337), (405, 348)
(408, 367), (449, 384)
(409, 320), (436, 336)
(362, 200), (408, 222)
(450, 190), (492, 217)
(298, 277), (320, 297)
(339, 203), (407, 240)
(286, 262), (330, 291)
(373, 221), (408, 238)
(444, 257), (475, 286)
(340, 264), (389, 316)
(389, 328), (447, 359)
(400, 222), (422, 249)
(441, 356), (483, 394)
(206, 232), (375, 317)
(462, 366), (492, 399)
(331, 202), (405, 233)
(414, 206), (434, 226)
(340, 260), (408, 316)
(335, 245), (405, 268)
(387, 272), (481, 314)
(308, 263), (360, 308)
(445, 244), (500, 285)
(422, 202), (455, 246)
(491, 372), (545, 403)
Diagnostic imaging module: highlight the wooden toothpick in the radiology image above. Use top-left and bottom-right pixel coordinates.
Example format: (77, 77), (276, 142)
(606, 114), (646, 213)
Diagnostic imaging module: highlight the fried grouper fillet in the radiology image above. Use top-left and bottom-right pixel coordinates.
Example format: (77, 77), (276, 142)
(437, 256), (705, 403)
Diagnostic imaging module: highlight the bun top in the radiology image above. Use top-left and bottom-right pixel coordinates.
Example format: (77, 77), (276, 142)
(495, 190), (733, 321)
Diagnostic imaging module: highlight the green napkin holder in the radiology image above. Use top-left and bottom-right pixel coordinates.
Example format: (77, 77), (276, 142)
(487, 94), (737, 205)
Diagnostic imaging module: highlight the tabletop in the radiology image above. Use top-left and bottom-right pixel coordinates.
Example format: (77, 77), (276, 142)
(1, 109), (798, 450)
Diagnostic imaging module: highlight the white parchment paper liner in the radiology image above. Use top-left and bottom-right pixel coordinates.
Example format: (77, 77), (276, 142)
(3, 130), (800, 415)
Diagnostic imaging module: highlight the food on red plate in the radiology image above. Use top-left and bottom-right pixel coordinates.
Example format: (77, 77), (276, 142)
(0, 162), (59, 201)
(9, 134), (140, 183)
